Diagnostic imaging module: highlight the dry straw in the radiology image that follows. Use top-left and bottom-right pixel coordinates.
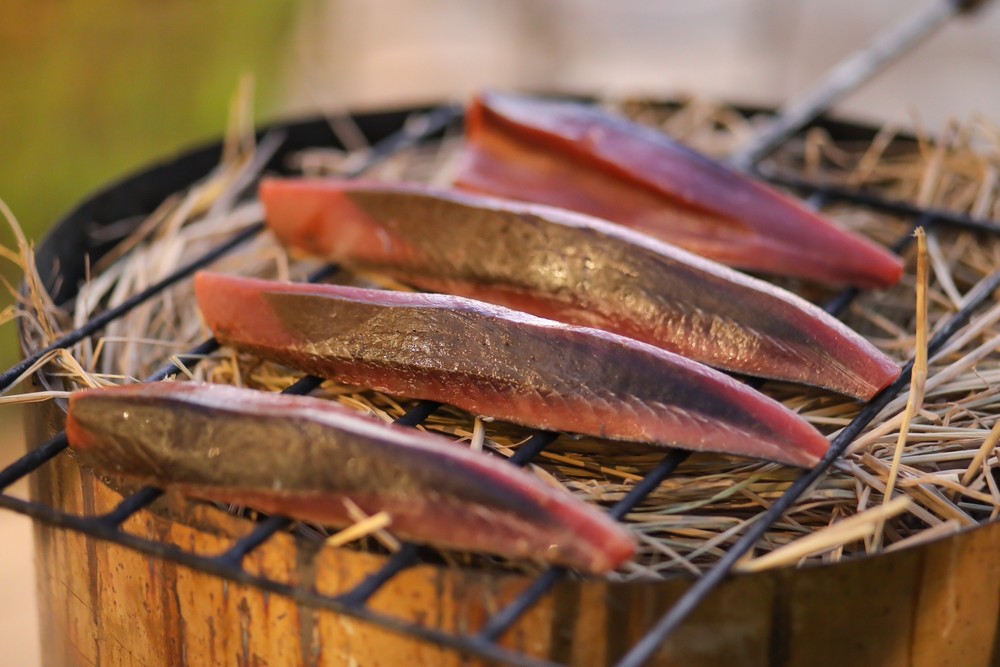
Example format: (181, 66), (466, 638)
(13, 94), (1000, 578)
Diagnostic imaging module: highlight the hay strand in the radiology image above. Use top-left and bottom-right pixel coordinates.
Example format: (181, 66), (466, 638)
(872, 227), (929, 551)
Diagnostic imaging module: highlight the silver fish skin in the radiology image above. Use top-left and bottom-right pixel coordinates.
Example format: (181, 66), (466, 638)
(66, 381), (637, 573)
(195, 271), (831, 467)
(260, 178), (901, 401)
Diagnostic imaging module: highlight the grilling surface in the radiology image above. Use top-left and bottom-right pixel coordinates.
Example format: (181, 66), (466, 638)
(7, 98), (1000, 667)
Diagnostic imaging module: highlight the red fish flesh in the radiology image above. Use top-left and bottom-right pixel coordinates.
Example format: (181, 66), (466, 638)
(66, 381), (636, 573)
(195, 271), (831, 467)
(258, 179), (900, 400)
(454, 91), (903, 289)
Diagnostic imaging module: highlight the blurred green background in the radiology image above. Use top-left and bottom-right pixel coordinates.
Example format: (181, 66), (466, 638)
(0, 2), (299, 367)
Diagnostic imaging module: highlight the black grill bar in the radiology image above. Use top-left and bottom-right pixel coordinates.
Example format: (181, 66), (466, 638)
(95, 487), (164, 528)
(146, 338), (222, 383)
(394, 400), (441, 427)
(822, 216), (930, 318)
(340, 105), (462, 179)
(763, 171), (1000, 236)
(0, 434), (67, 493)
(479, 568), (564, 642)
(284, 374), (326, 396)
(217, 515), (294, 566)
(337, 545), (420, 606)
(509, 432), (560, 466)
(607, 450), (691, 522)
(614, 263), (1000, 667)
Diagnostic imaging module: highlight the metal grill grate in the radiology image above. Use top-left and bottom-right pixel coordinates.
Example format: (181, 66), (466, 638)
(4, 7), (1000, 665)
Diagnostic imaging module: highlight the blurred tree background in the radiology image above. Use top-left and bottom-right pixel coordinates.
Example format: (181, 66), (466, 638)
(0, 2), (299, 367)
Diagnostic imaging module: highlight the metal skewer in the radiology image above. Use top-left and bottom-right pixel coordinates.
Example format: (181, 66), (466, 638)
(730, 0), (989, 171)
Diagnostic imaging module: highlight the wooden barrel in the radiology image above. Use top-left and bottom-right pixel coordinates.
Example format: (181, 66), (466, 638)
(24, 385), (1000, 666)
(21, 104), (1000, 667)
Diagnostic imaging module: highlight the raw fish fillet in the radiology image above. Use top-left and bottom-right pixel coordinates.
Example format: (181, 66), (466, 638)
(454, 91), (903, 289)
(259, 179), (900, 400)
(195, 271), (831, 468)
(66, 381), (636, 573)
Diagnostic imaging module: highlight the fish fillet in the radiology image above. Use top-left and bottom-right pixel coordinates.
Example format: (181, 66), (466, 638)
(259, 179), (900, 400)
(195, 271), (831, 468)
(66, 381), (636, 573)
(454, 91), (903, 289)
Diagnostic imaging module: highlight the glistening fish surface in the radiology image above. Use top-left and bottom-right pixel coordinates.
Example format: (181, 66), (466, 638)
(259, 179), (901, 400)
(456, 91), (904, 289)
(66, 382), (636, 573)
(196, 272), (831, 467)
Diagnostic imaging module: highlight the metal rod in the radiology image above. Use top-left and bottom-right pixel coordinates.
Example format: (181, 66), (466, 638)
(95, 487), (164, 528)
(284, 374), (326, 396)
(394, 400), (441, 427)
(509, 432), (559, 466)
(341, 105), (462, 179)
(0, 433), (68, 492)
(327, 400), (445, 604)
(615, 264), (1000, 667)
(607, 450), (690, 521)
(823, 216), (932, 317)
(337, 544), (421, 606)
(763, 171), (1000, 234)
(731, 0), (965, 170)
(476, 448), (690, 642)
(146, 338), (221, 383)
(216, 515), (293, 566)
(477, 568), (566, 642)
